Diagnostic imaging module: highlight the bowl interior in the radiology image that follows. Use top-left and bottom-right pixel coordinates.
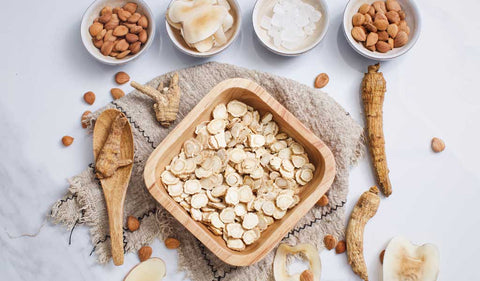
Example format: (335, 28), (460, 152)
(252, 0), (329, 56)
(165, 0), (241, 57)
(145, 79), (335, 265)
(81, 0), (155, 65)
(343, 0), (420, 60)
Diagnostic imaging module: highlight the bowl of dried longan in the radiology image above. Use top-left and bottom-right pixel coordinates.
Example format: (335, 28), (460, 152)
(343, 0), (421, 61)
(81, 0), (155, 65)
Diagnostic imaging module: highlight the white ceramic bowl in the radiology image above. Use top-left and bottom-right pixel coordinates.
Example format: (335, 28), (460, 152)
(165, 0), (241, 58)
(343, 0), (421, 61)
(252, 0), (329, 56)
(81, 0), (155, 65)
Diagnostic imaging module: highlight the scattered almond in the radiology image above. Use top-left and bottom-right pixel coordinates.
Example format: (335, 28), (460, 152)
(81, 111), (91, 129)
(377, 31), (389, 41)
(394, 31), (408, 47)
(358, 4), (371, 14)
(138, 16), (148, 29)
(314, 73), (329, 88)
(127, 215), (140, 231)
(324, 234), (337, 250)
(128, 13), (142, 23)
(372, 1), (387, 13)
(386, 11), (400, 24)
(138, 246), (152, 262)
(100, 41), (115, 56)
(62, 136), (74, 146)
(380, 249), (386, 264)
(431, 137), (445, 153)
(138, 29), (147, 43)
(83, 91), (96, 105)
(115, 71), (130, 84)
(299, 269), (314, 281)
(165, 237), (181, 249)
(89, 22), (104, 37)
(373, 18), (389, 31)
(335, 240), (346, 254)
(123, 2), (138, 14)
(364, 23), (377, 33)
(129, 41), (142, 54)
(125, 33), (139, 43)
(352, 26), (367, 42)
(352, 13), (366, 26)
(111, 88), (125, 100)
(387, 24), (399, 38)
(366, 32), (378, 47)
(375, 41), (391, 53)
(316, 194), (329, 207)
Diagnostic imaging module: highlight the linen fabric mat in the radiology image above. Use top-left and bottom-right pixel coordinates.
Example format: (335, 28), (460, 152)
(50, 62), (364, 281)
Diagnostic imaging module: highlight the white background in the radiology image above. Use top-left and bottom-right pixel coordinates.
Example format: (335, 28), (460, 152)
(1, 0), (479, 280)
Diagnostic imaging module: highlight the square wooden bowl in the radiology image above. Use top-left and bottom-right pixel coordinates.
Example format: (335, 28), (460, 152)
(144, 78), (335, 266)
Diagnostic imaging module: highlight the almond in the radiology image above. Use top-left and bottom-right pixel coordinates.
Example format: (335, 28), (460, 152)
(114, 39), (129, 52)
(116, 50), (131, 59)
(374, 18), (389, 31)
(386, 11), (400, 24)
(387, 23), (399, 38)
(117, 9), (132, 21)
(380, 249), (386, 264)
(89, 22), (104, 37)
(375, 12), (388, 21)
(394, 31), (408, 47)
(110, 51), (119, 57)
(324, 234), (337, 250)
(358, 3), (371, 14)
(81, 111), (91, 129)
(93, 39), (103, 48)
(111, 88), (125, 99)
(375, 41), (391, 53)
(314, 73), (329, 88)
(365, 43), (376, 52)
(398, 10), (406, 20)
(127, 216), (140, 231)
(431, 137), (445, 152)
(83, 91), (96, 105)
(368, 6), (376, 17)
(138, 29), (147, 43)
(138, 16), (148, 29)
(113, 25), (128, 37)
(299, 270), (314, 281)
(388, 38), (394, 49)
(366, 32), (378, 47)
(104, 30), (116, 42)
(98, 13), (112, 24)
(128, 13), (142, 23)
(104, 14), (119, 30)
(165, 237), (181, 249)
(125, 33), (139, 43)
(115, 71), (130, 84)
(377, 30), (389, 41)
(352, 13), (365, 26)
(316, 194), (329, 206)
(100, 40), (114, 56)
(386, 0), (402, 12)
(364, 13), (373, 24)
(138, 246), (152, 262)
(62, 136), (74, 146)
(130, 25), (143, 34)
(129, 41), (142, 54)
(95, 29), (107, 40)
(351, 26), (367, 42)
(364, 23), (377, 33)
(101, 6), (112, 16)
(373, 1), (387, 13)
(335, 240), (346, 254)
(123, 2), (138, 14)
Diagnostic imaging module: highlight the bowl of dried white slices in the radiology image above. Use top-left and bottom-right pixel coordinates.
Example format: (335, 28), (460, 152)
(253, 0), (329, 56)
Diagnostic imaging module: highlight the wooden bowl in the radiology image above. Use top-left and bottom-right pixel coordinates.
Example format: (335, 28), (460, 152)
(144, 78), (335, 266)
(165, 0), (241, 58)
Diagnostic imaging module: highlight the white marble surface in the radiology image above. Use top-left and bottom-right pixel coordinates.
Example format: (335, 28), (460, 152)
(1, 0), (479, 280)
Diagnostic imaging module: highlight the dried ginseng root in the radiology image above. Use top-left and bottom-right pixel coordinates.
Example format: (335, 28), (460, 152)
(361, 64), (392, 196)
(131, 72), (181, 127)
(346, 186), (380, 281)
(95, 114), (133, 179)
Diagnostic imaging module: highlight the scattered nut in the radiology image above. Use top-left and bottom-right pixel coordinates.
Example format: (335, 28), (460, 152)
(316, 194), (329, 207)
(375, 41), (391, 53)
(89, 22), (104, 37)
(323, 234), (337, 250)
(394, 31), (408, 47)
(380, 249), (385, 264)
(314, 73), (329, 88)
(431, 137), (445, 153)
(127, 215), (140, 231)
(386, 11), (400, 24)
(62, 136), (74, 146)
(352, 13), (366, 26)
(83, 91), (96, 105)
(81, 111), (91, 129)
(115, 71), (130, 84)
(358, 4), (371, 14)
(352, 26), (367, 42)
(138, 246), (152, 262)
(335, 240), (346, 254)
(123, 2), (138, 14)
(365, 32), (378, 47)
(299, 269), (314, 281)
(377, 31), (389, 41)
(373, 1), (387, 13)
(165, 237), (181, 249)
(111, 88), (125, 100)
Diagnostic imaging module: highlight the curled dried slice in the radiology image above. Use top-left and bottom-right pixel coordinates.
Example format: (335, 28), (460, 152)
(191, 208), (202, 221)
(269, 156), (282, 171)
(276, 194), (294, 211)
(274, 243), (322, 281)
(280, 167), (294, 179)
(274, 177), (288, 188)
(229, 147), (246, 163)
(240, 158), (258, 174)
(206, 190), (221, 202)
(226, 223), (244, 238)
(207, 119), (227, 134)
(225, 187), (240, 205)
(227, 238), (245, 251)
(234, 203), (247, 217)
(213, 103), (228, 119)
(242, 213), (259, 230)
(191, 193), (208, 208)
(208, 201), (226, 209)
(250, 167), (264, 179)
(170, 158), (187, 175)
(248, 134), (266, 147)
(282, 159), (294, 172)
(208, 226), (223, 236)
(242, 229), (259, 245)
(291, 155), (307, 168)
(211, 184), (228, 197)
(238, 185), (254, 203)
(262, 200), (275, 216)
(220, 207), (236, 223)
(214, 132), (227, 148)
(195, 167), (212, 179)
(225, 172), (242, 186)
(242, 111), (253, 126)
(227, 100), (248, 117)
(273, 207), (286, 219)
(167, 181), (183, 197)
(261, 112), (273, 124)
(278, 148), (292, 160)
(263, 121), (279, 136)
(209, 212), (224, 229)
(184, 138), (202, 157)
(276, 133), (288, 140)
(184, 179), (201, 194)
(290, 142), (305, 154)
(161, 170), (179, 185)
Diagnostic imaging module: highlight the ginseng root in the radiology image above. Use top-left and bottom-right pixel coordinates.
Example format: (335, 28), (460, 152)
(361, 64), (392, 196)
(346, 186), (381, 281)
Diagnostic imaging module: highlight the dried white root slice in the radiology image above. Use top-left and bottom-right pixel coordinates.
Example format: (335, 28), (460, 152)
(208, 226), (223, 236)
(227, 100), (248, 117)
(242, 229), (258, 245)
(167, 181), (184, 197)
(207, 119), (227, 134)
(225, 172), (242, 186)
(270, 156), (282, 171)
(170, 158), (186, 175)
(299, 169), (314, 183)
(214, 132), (227, 148)
(191, 208), (202, 221)
(225, 187), (240, 205)
(195, 167), (212, 179)
(248, 134), (266, 147)
(270, 140), (287, 153)
(184, 179), (202, 194)
(291, 155), (307, 168)
(274, 243), (322, 281)
(179, 201), (190, 210)
(242, 213), (259, 230)
(265, 134), (276, 145)
(228, 147), (246, 163)
(213, 104), (228, 119)
(282, 159), (294, 172)
(191, 193), (208, 208)
(250, 167), (264, 179)
(209, 212), (225, 229)
(184, 158), (196, 173)
(240, 158), (258, 174)
(261, 112), (273, 124)
(206, 190), (221, 202)
(124, 257), (166, 281)
(274, 177), (288, 189)
(273, 207), (286, 220)
(276, 133), (288, 140)
(262, 200), (275, 216)
(237, 185), (253, 203)
(291, 195), (300, 208)
(280, 167), (294, 179)
(161, 170), (179, 185)
(208, 135), (219, 149)
(227, 238), (246, 251)
(263, 122), (279, 136)
(226, 223), (244, 238)
(234, 203), (247, 217)
(276, 194), (294, 211)
(220, 207), (236, 223)
(208, 202), (226, 210)
(290, 142), (305, 154)
(211, 184), (228, 197)
(383, 236), (439, 281)
(184, 138), (202, 157)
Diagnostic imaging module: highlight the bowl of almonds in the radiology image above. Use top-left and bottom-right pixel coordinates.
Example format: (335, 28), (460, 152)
(81, 0), (155, 65)
(343, 0), (421, 61)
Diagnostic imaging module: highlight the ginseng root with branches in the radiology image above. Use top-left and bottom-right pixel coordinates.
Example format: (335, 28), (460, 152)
(346, 186), (381, 281)
(361, 64), (392, 196)
(131, 72), (181, 127)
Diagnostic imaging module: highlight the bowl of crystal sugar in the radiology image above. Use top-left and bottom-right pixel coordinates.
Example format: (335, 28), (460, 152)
(253, 0), (329, 56)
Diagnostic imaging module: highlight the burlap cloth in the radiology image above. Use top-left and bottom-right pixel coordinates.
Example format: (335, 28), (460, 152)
(50, 62), (364, 281)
